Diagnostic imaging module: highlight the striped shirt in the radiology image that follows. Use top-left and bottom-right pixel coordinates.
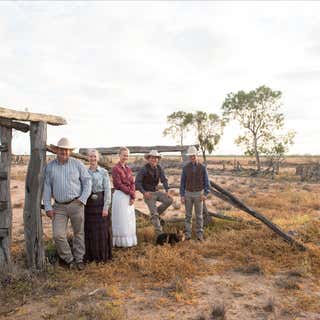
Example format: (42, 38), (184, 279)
(88, 166), (111, 211)
(43, 158), (92, 211)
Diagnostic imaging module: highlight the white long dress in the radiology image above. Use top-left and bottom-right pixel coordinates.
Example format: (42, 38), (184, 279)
(112, 190), (137, 247)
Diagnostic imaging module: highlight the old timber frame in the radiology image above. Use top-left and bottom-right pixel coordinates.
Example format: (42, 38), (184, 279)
(0, 107), (66, 272)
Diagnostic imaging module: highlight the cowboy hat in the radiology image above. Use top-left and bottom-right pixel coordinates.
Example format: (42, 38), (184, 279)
(144, 150), (162, 160)
(56, 137), (75, 150)
(186, 146), (198, 156)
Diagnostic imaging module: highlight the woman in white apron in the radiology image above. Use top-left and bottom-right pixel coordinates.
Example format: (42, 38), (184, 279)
(111, 147), (137, 247)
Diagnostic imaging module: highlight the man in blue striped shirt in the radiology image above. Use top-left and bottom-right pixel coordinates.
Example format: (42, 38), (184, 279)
(43, 137), (91, 270)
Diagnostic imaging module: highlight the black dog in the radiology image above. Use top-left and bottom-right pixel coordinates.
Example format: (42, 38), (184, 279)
(156, 230), (185, 246)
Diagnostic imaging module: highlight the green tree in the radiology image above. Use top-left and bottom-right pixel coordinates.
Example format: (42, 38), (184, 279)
(163, 111), (193, 146)
(190, 111), (224, 164)
(222, 85), (295, 171)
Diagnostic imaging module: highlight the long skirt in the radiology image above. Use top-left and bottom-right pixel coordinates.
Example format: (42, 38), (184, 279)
(84, 192), (112, 262)
(112, 190), (137, 247)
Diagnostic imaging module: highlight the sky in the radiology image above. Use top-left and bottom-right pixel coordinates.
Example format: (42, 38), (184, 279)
(1, 1), (320, 155)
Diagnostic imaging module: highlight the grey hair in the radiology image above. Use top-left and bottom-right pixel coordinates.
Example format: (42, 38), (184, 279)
(88, 148), (100, 160)
(119, 147), (130, 155)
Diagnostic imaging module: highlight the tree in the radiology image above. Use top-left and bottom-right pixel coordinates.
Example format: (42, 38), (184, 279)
(163, 111), (193, 146)
(190, 111), (224, 164)
(222, 85), (294, 172)
(263, 130), (295, 175)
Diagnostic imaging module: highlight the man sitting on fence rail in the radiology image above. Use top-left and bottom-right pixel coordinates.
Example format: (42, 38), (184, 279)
(135, 150), (173, 236)
(43, 137), (92, 270)
(180, 146), (210, 241)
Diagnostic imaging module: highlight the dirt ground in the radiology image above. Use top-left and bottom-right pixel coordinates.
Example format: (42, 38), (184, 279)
(1, 159), (320, 320)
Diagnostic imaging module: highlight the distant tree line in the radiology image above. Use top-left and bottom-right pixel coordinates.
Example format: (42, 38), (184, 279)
(163, 85), (295, 172)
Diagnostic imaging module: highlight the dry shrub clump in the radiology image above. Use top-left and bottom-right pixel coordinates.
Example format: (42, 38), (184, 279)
(297, 220), (320, 244)
(196, 222), (320, 276)
(86, 243), (208, 285)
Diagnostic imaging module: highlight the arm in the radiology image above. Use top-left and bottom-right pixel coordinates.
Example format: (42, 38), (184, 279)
(43, 165), (53, 212)
(203, 166), (210, 196)
(135, 168), (146, 194)
(159, 166), (169, 192)
(103, 171), (112, 211)
(78, 162), (92, 205)
(129, 170), (136, 200)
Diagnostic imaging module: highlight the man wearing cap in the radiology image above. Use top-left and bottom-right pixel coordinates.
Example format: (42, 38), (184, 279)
(43, 137), (92, 270)
(180, 146), (210, 241)
(135, 150), (173, 235)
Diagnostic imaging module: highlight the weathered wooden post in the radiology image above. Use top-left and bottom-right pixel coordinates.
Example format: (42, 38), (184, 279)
(0, 125), (12, 272)
(23, 121), (47, 270)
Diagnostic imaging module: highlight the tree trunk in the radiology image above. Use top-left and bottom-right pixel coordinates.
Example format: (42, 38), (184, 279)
(201, 148), (207, 165)
(0, 126), (12, 272)
(253, 135), (261, 171)
(23, 121), (46, 271)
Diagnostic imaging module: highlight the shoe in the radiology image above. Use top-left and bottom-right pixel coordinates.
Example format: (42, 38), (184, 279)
(197, 235), (204, 242)
(67, 261), (76, 270)
(185, 236), (191, 241)
(76, 262), (85, 271)
(159, 217), (165, 227)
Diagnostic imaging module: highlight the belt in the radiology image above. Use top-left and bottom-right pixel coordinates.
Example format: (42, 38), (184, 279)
(55, 197), (79, 205)
(90, 192), (103, 200)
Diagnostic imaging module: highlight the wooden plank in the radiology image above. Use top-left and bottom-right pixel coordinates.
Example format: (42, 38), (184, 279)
(0, 125), (12, 271)
(209, 180), (306, 251)
(0, 107), (66, 126)
(47, 145), (111, 171)
(23, 121), (46, 271)
(79, 144), (198, 155)
(0, 118), (30, 132)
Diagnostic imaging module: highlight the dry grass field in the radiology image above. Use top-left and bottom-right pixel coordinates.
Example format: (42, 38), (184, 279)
(1, 156), (320, 319)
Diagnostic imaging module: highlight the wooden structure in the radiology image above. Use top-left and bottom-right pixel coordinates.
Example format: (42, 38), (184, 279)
(0, 106), (306, 275)
(0, 107), (66, 272)
(79, 144), (199, 164)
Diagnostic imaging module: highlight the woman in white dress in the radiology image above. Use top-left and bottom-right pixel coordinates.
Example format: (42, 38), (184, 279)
(111, 147), (137, 247)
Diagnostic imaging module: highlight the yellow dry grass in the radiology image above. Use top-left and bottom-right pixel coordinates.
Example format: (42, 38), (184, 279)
(3, 157), (320, 318)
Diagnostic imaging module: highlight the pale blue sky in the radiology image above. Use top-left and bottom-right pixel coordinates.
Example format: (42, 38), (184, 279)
(1, 1), (320, 154)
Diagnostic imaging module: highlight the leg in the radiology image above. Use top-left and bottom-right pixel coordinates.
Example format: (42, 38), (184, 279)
(184, 194), (194, 239)
(52, 204), (73, 263)
(194, 196), (204, 240)
(69, 201), (85, 263)
(145, 193), (163, 235)
(156, 191), (173, 215)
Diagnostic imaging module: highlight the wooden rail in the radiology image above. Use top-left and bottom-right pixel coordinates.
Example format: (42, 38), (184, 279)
(79, 145), (199, 155)
(0, 107), (67, 126)
(0, 118), (30, 132)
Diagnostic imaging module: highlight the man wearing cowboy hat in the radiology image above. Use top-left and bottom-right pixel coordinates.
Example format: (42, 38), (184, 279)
(180, 146), (209, 241)
(43, 137), (92, 270)
(135, 150), (173, 235)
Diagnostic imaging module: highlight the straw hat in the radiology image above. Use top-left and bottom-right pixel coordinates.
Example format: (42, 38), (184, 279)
(144, 150), (162, 160)
(186, 146), (198, 156)
(56, 137), (74, 150)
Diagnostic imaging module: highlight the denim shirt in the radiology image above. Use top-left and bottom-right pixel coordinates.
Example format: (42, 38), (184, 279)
(88, 166), (111, 211)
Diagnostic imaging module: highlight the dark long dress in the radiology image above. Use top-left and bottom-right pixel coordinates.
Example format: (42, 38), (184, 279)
(84, 191), (112, 262)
